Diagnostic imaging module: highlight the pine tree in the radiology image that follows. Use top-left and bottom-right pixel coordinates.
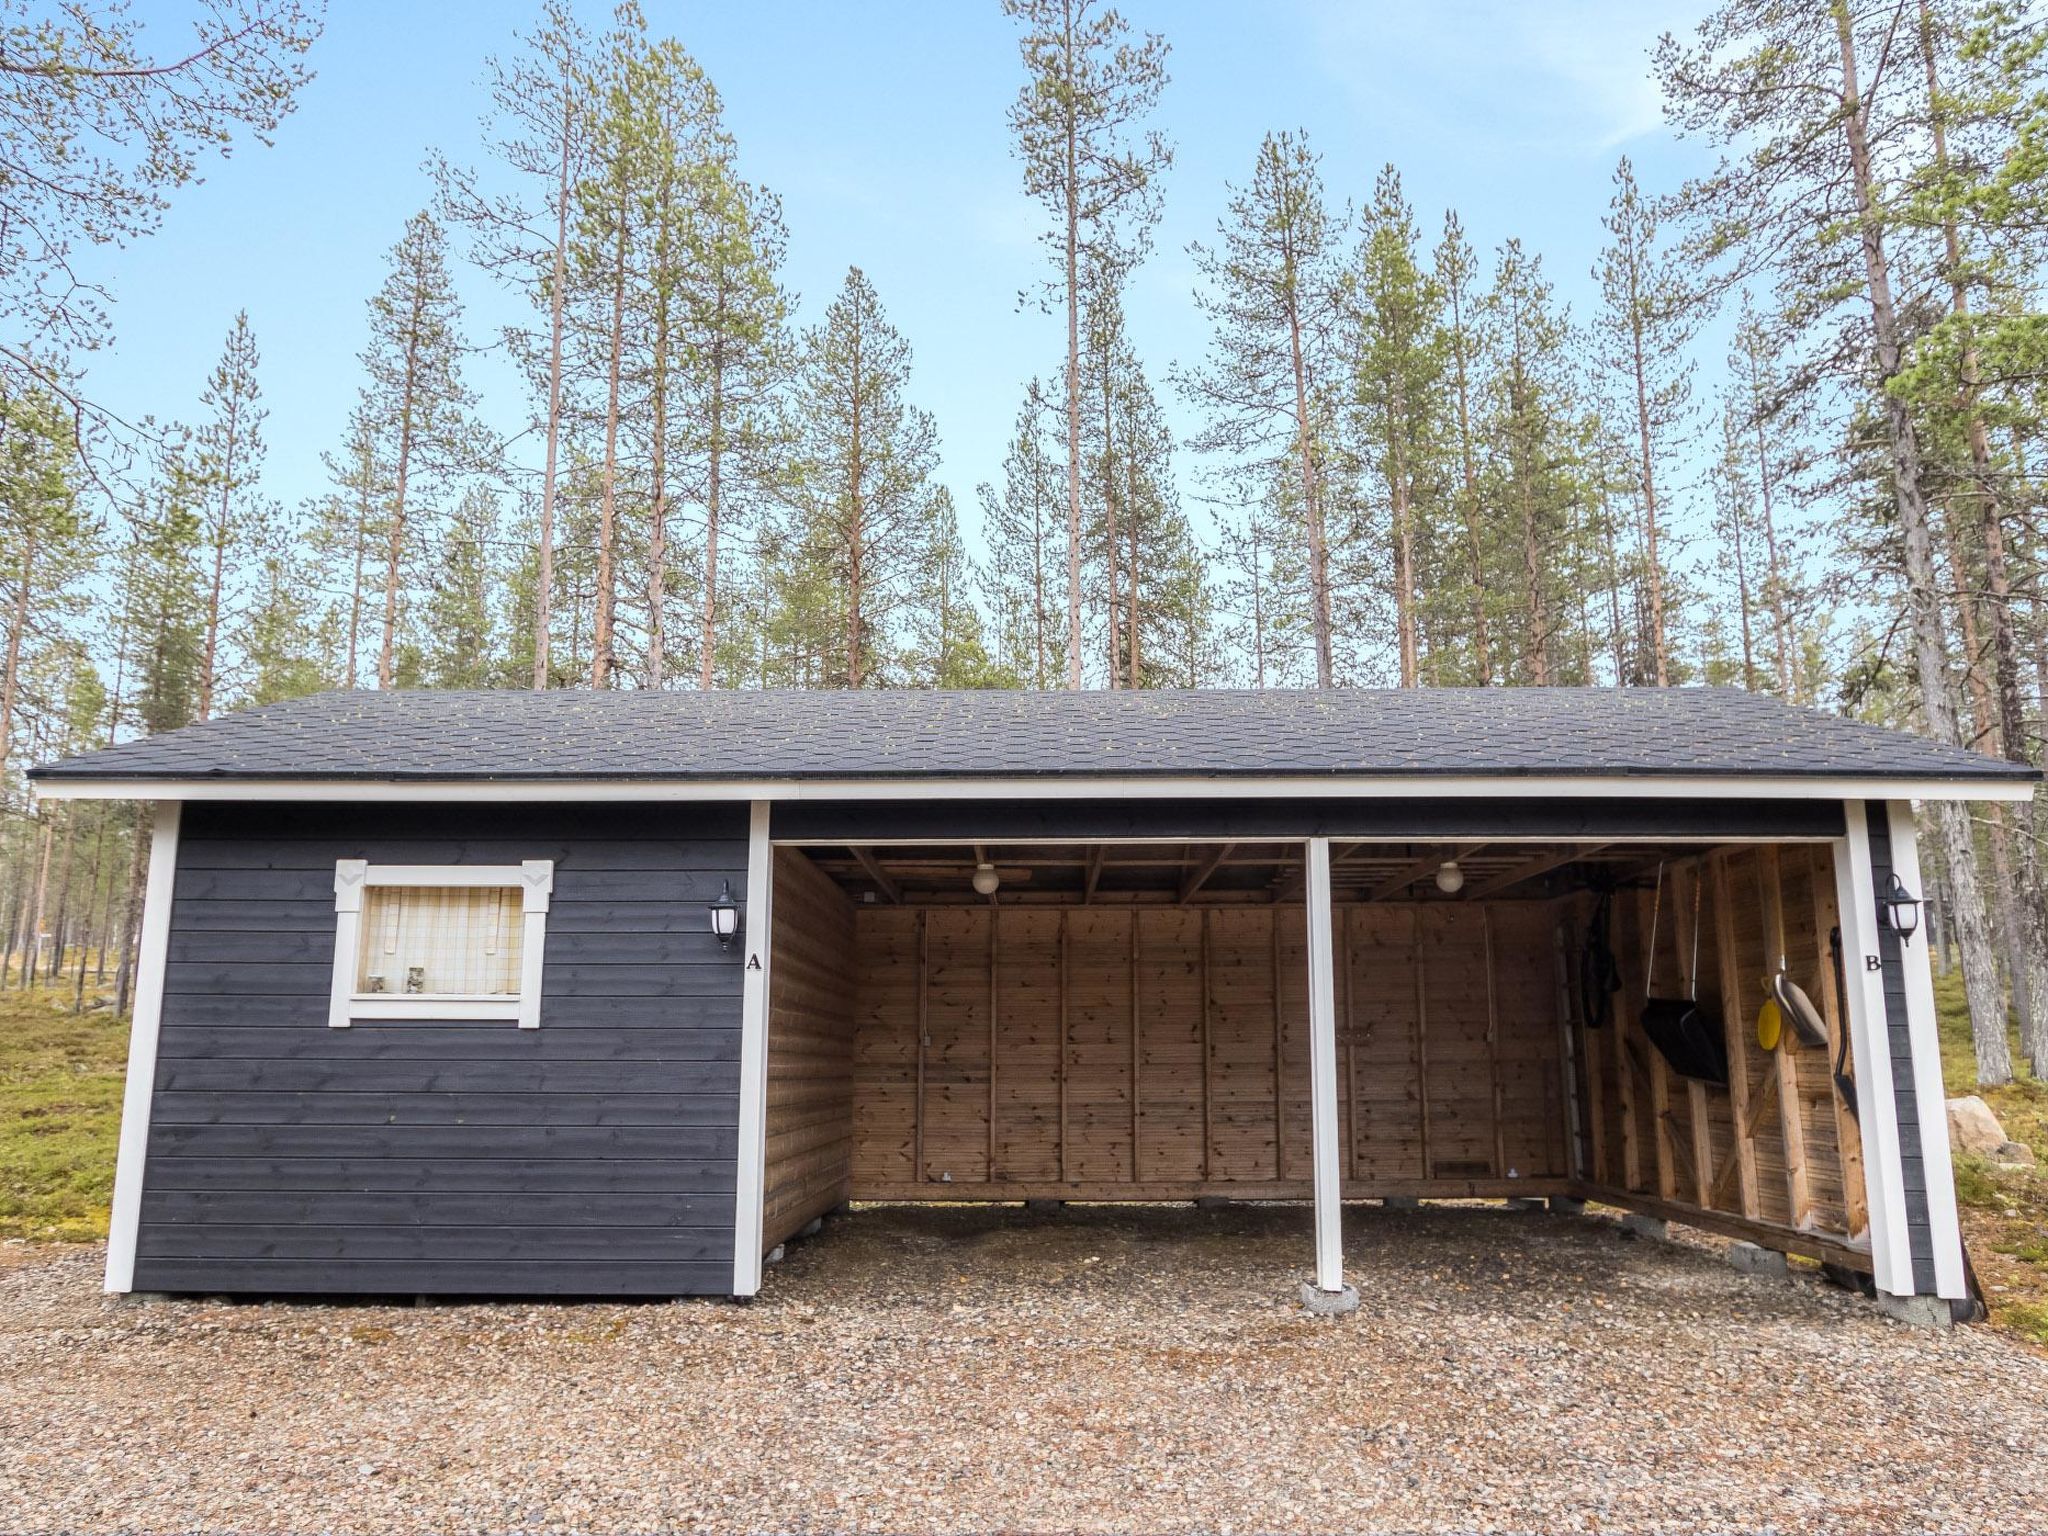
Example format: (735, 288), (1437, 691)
(1350, 165), (1445, 687)
(434, 0), (595, 690)
(1434, 211), (1495, 684)
(1183, 130), (1347, 687)
(781, 268), (945, 689)
(0, 388), (82, 792)
(1594, 157), (1694, 687)
(357, 211), (475, 691)
(907, 489), (1012, 689)
(425, 483), (504, 689)
(979, 382), (1068, 690)
(189, 311), (268, 719)
(1004, 0), (1171, 690)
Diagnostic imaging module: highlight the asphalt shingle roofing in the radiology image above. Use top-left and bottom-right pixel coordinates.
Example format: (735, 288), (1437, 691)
(27, 687), (2038, 785)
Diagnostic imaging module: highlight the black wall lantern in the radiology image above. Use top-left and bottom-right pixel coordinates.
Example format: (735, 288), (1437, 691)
(1879, 872), (1923, 944)
(709, 879), (741, 951)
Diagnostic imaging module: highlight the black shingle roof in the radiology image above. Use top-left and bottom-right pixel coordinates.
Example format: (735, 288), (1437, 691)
(27, 687), (2038, 785)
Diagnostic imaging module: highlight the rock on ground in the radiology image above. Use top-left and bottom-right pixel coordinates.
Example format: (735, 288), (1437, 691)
(3, 1203), (2047, 1534)
(1947, 1094), (2009, 1156)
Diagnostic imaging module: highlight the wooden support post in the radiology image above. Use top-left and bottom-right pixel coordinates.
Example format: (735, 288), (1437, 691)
(1638, 885), (1678, 1202)
(1304, 837), (1347, 1297)
(1710, 854), (1762, 1219)
(1756, 847), (1813, 1228)
(1413, 906), (1432, 1181)
(988, 911), (999, 1182)
(1057, 909), (1069, 1184)
(1808, 847), (1867, 1238)
(1130, 909), (1142, 1181)
(1611, 896), (1640, 1192)
(1555, 912), (1591, 1182)
(914, 910), (928, 1185)
(1342, 905), (1357, 1182)
(1483, 907), (1505, 1178)
(1674, 862), (1713, 1208)
(1272, 912), (1286, 1181)
(1200, 909), (1213, 1182)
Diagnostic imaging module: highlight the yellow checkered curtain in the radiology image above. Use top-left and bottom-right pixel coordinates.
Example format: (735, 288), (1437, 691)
(355, 886), (524, 997)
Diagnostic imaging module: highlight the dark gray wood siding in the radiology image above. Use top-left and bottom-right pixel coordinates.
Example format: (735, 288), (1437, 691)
(1865, 802), (1937, 1294)
(135, 802), (749, 1296)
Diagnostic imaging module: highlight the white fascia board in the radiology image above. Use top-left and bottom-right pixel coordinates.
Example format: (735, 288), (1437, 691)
(30, 772), (2039, 804)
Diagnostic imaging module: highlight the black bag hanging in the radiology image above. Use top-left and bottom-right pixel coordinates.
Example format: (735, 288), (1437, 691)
(1638, 861), (1731, 1086)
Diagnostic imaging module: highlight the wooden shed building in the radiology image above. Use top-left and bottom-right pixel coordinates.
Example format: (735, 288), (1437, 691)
(31, 687), (2035, 1318)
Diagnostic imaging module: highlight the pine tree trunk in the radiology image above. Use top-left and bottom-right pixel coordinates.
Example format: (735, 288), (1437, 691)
(198, 393), (239, 720)
(1286, 302), (1333, 688)
(699, 359), (724, 691)
(534, 89), (573, 691)
(1102, 358), (1121, 688)
(1124, 443), (1142, 687)
(1629, 295), (1669, 685)
(1390, 428), (1418, 687)
(1448, 288), (1491, 685)
(378, 312), (424, 691)
(1834, 0), (2010, 1082)
(590, 205), (627, 690)
(114, 814), (149, 1018)
(1, 527), (37, 772)
(1061, 0), (1084, 692)
(648, 280), (671, 690)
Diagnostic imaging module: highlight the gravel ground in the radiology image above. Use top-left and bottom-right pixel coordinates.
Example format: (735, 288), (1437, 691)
(3, 1202), (2047, 1534)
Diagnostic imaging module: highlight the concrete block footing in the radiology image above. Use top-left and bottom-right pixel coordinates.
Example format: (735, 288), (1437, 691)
(1504, 1196), (1546, 1212)
(1023, 1199), (1064, 1215)
(1726, 1241), (1790, 1278)
(1619, 1213), (1669, 1241)
(797, 1217), (824, 1239)
(1382, 1196), (1421, 1211)
(1547, 1197), (1587, 1216)
(763, 1244), (786, 1267)
(1877, 1292), (1955, 1330)
(1299, 1282), (1361, 1316)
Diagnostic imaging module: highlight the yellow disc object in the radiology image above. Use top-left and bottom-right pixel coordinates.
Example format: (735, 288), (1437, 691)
(1756, 998), (1784, 1052)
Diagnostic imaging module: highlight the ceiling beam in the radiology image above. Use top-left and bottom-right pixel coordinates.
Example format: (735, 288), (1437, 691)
(1459, 843), (1612, 902)
(1083, 845), (1106, 904)
(1177, 843), (1236, 904)
(1366, 842), (1488, 901)
(848, 846), (901, 905)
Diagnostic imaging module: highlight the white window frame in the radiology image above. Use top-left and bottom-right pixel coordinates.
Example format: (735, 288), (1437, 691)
(328, 859), (553, 1030)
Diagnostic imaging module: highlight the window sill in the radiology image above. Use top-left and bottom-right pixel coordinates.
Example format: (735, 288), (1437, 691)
(337, 996), (531, 1026)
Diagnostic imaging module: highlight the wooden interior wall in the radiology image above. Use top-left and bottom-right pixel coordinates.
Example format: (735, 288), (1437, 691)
(762, 847), (858, 1250)
(847, 901), (1568, 1200)
(1570, 844), (1870, 1265)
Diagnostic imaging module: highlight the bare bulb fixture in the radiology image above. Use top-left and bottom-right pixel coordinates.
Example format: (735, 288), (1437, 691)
(1434, 860), (1464, 895)
(972, 861), (1001, 896)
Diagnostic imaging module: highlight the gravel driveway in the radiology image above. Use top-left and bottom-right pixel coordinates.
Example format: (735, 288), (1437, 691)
(3, 1201), (2046, 1534)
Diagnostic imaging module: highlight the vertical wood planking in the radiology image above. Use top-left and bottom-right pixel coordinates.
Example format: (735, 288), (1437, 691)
(987, 912), (998, 1180)
(1200, 910), (1213, 1180)
(1710, 854), (1762, 1218)
(1484, 907), (1505, 1178)
(1057, 909), (1069, 1183)
(1809, 846), (1867, 1237)
(914, 911), (927, 1184)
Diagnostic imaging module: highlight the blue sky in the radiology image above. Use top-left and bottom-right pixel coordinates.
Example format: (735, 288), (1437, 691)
(86, 0), (1713, 545)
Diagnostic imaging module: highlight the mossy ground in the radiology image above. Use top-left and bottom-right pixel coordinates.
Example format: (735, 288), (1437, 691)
(1935, 968), (2048, 1348)
(0, 984), (126, 1241)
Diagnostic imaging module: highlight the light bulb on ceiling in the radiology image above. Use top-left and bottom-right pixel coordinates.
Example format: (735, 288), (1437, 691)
(1434, 860), (1464, 895)
(972, 861), (1001, 896)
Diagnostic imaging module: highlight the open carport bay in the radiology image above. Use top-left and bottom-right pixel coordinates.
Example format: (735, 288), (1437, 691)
(5, 1203), (2047, 1535)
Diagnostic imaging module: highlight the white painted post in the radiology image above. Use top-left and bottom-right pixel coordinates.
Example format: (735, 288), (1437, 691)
(1831, 802), (1913, 1297)
(1883, 802), (1967, 1300)
(1303, 836), (1352, 1305)
(731, 801), (775, 1297)
(104, 801), (181, 1294)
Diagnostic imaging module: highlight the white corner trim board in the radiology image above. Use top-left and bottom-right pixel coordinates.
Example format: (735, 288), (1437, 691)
(104, 801), (181, 1294)
(327, 860), (553, 1031)
(29, 771), (2037, 805)
(1883, 802), (1968, 1300)
(732, 801), (775, 1298)
(1831, 804), (1915, 1297)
